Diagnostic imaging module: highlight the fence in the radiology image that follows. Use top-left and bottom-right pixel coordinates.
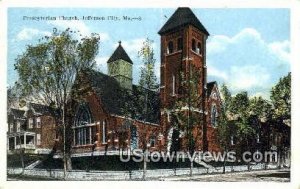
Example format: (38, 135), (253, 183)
(7, 163), (280, 180)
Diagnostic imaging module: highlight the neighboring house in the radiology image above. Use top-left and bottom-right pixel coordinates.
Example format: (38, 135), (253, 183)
(7, 103), (56, 154)
(7, 109), (28, 152)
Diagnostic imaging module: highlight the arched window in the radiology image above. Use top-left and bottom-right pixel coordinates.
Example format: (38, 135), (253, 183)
(177, 38), (183, 51)
(211, 105), (217, 127)
(192, 39), (196, 51)
(74, 104), (93, 146)
(75, 105), (92, 126)
(196, 42), (202, 54)
(167, 41), (174, 54)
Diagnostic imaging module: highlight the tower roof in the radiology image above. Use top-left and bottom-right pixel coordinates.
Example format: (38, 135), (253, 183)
(107, 41), (133, 64)
(158, 7), (209, 36)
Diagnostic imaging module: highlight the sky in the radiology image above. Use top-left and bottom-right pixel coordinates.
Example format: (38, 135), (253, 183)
(7, 8), (290, 99)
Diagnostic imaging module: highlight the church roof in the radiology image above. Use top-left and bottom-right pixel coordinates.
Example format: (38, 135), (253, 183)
(107, 41), (133, 64)
(158, 7), (209, 36)
(77, 69), (160, 124)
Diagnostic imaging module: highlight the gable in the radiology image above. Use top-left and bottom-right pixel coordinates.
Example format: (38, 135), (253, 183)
(73, 69), (160, 124)
(207, 82), (221, 102)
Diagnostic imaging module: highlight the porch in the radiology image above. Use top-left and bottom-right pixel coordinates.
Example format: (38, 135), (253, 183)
(8, 131), (36, 151)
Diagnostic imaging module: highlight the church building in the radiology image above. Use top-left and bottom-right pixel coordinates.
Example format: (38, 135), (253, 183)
(158, 7), (221, 153)
(7, 7), (222, 155)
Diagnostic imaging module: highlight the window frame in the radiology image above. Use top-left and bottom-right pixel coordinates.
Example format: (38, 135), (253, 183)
(192, 39), (196, 52)
(196, 42), (202, 55)
(102, 120), (107, 144)
(36, 117), (41, 128)
(16, 121), (21, 132)
(28, 118), (33, 129)
(36, 133), (41, 145)
(172, 74), (176, 96)
(177, 37), (183, 51)
(211, 105), (218, 127)
(167, 41), (174, 54)
(9, 123), (13, 133)
(149, 136), (156, 148)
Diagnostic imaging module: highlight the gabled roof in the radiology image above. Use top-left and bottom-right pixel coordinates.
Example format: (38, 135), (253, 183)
(29, 103), (55, 116)
(107, 41), (133, 64)
(158, 7), (209, 36)
(207, 81), (217, 97)
(10, 108), (25, 119)
(79, 69), (160, 124)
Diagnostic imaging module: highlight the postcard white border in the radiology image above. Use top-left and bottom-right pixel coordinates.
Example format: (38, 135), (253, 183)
(0, 0), (299, 189)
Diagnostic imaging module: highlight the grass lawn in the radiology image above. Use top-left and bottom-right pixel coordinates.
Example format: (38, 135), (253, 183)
(8, 154), (257, 171)
(7, 154), (47, 168)
(34, 155), (206, 171)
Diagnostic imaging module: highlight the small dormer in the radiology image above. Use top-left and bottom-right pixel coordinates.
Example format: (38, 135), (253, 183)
(107, 41), (133, 90)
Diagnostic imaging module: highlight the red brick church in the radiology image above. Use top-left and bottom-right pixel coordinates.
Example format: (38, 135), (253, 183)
(7, 7), (222, 155)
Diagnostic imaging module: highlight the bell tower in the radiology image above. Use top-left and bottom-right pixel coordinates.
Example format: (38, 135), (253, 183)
(107, 41), (133, 90)
(158, 7), (209, 151)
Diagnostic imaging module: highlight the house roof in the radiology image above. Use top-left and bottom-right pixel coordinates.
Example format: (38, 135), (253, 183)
(107, 41), (133, 64)
(29, 103), (55, 115)
(158, 7), (209, 36)
(79, 69), (160, 124)
(10, 108), (25, 119)
(207, 81), (217, 97)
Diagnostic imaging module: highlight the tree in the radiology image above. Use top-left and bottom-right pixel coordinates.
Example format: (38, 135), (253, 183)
(137, 38), (158, 180)
(270, 73), (291, 167)
(230, 91), (249, 117)
(217, 84), (233, 173)
(230, 91), (255, 170)
(7, 86), (18, 109)
(170, 62), (203, 176)
(14, 28), (100, 179)
(248, 96), (273, 168)
(270, 72), (291, 125)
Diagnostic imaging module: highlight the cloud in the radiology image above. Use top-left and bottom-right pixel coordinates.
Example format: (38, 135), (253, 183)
(16, 28), (51, 41)
(268, 40), (290, 63)
(250, 91), (270, 100)
(113, 38), (145, 56)
(207, 27), (290, 98)
(207, 64), (228, 81)
(98, 33), (110, 41)
(207, 35), (231, 54)
(229, 65), (270, 90)
(95, 56), (109, 74)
